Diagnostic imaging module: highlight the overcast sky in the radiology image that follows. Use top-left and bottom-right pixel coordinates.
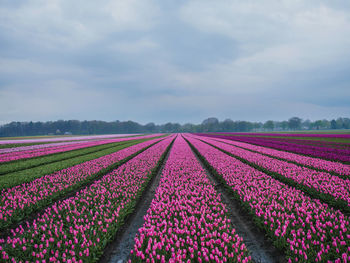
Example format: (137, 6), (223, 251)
(1, 0), (350, 125)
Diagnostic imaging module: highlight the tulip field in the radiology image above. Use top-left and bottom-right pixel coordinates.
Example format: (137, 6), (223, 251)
(0, 133), (349, 262)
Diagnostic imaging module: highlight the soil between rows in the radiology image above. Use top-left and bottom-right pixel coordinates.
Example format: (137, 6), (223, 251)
(185, 136), (287, 263)
(99, 137), (175, 263)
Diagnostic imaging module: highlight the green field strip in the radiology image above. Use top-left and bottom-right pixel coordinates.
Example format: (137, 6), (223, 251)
(0, 139), (150, 191)
(0, 140), (140, 175)
(199, 139), (350, 215)
(0, 138), (170, 234)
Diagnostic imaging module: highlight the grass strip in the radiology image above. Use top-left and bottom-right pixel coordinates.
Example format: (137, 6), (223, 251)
(0, 140), (136, 175)
(0, 139), (150, 191)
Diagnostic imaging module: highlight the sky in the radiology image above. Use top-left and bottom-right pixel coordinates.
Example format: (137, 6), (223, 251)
(0, 0), (350, 125)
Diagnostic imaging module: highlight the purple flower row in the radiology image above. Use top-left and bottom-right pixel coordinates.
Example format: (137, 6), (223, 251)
(0, 134), (162, 163)
(185, 135), (349, 262)
(197, 134), (350, 163)
(214, 137), (350, 176)
(194, 135), (350, 208)
(0, 136), (173, 262)
(0, 136), (166, 231)
(249, 136), (350, 151)
(130, 136), (251, 263)
(202, 134), (350, 152)
(220, 132), (350, 139)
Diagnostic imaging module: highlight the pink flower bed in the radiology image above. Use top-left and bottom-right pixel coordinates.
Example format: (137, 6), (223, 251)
(0, 136), (173, 262)
(185, 135), (350, 262)
(0, 141), (90, 154)
(214, 137), (350, 176)
(0, 137), (166, 231)
(193, 135), (350, 208)
(0, 134), (162, 163)
(130, 136), (251, 263)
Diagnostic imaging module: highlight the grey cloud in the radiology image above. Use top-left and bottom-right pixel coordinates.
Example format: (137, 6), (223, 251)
(0, 0), (349, 124)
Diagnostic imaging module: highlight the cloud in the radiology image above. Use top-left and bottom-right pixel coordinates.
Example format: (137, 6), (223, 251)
(175, 0), (350, 104)
(0, 0), (349, 124)
(109, 38), (159, 53)
(0, 0), (160, 49)
(0, 80), (104, 122)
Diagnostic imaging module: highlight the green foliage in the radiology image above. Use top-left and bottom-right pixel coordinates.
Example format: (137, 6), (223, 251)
(0, 140), (138, 175)
(0, 140), (146, 191)
(1, 117), (350, 136)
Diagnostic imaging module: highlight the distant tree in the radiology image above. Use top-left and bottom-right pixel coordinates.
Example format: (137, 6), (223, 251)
(182, 123), (196, 132)
(288, 117), (302, 130)
(331, 119), (337, 129)
(263, 120), (274, 131)
(221, 119), (234, 131)
(280, 121), (288, 130)
(343, 118), (350, 129)
(313, 120), (323, 130)
(1, 116), (350, 137)
(202, 117), (219, 132)
(161, 122), (181, 133)
(302, 119), (311, 130)
(236, 121), (253, 132)
(145, 122), (156, 133)
(321, 119), (331, 129)
(336, 118), (344, 129)
(202, 118), (219, 125)
(253, 122), (263, 131)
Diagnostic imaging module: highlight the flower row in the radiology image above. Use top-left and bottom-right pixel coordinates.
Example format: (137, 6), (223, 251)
(196, 134), (350, 163)
(218, 134), (350, 151)
(130, 136), (251, 263)
(213, 137), (350, 176)
(194, 135), (350, 209)
(0, 136), (165, 231)
(0, 141), (90, 154)
(0, 134), (161, 163)
(0, 136), (173, 262)
(185, 135), (349, 262)
(220, 132), (350, 139)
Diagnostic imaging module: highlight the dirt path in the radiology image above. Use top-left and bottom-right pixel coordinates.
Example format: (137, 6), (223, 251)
(99, 140), (174, 263)
(187, 138), (287, 263)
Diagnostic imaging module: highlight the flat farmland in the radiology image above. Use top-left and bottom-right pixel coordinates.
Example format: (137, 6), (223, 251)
(0, 133), (349, 262)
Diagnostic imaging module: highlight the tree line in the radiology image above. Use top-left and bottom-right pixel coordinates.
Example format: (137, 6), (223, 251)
(0, 117), (349, 137)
